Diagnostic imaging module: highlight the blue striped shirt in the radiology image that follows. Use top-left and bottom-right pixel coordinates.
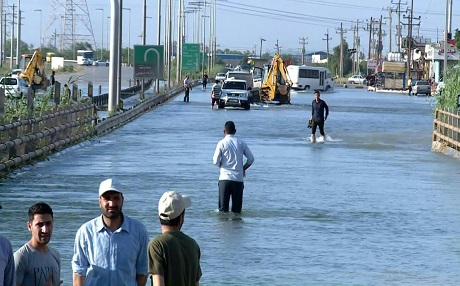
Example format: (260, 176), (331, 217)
(71, 215), (148, 286)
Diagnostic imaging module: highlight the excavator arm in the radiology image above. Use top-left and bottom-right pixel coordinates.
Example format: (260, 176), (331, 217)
(260, 53), (292, 104)
(19, 49), (47, 89)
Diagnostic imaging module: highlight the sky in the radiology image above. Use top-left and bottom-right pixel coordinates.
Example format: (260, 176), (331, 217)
(16, 0), (460, 56)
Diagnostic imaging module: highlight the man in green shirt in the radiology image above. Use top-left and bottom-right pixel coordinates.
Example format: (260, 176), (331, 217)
(148, 191), (202, 286)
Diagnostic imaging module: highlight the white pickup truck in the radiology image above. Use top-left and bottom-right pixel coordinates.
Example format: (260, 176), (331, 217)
(218, 79), (251, 110)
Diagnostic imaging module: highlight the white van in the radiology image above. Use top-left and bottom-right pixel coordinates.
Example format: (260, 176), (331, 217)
(287, 65), (334, 91)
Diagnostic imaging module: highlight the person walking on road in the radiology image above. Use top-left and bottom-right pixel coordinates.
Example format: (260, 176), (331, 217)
(310, 90), (329, 143)
(72, 178), (149, 286)
(14, 202), (61, 286)
(183, 76), (192, 102)
(211, 80), (222, 109)
(213, 121), (254, 213)
(202, 74), (208, 90)
(0, 235), (16, 286)
(148, 191), (202, 286)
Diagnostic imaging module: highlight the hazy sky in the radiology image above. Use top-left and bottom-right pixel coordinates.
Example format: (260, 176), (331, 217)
(19, 0), (459, 55)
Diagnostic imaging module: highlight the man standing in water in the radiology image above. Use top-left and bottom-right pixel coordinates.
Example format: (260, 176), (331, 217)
(72, 178), (149, 286)
(213, 121), (254, 213)
(14, 202), (61, 286)
(310, 90), (329, 143)
(183, 75), (192, 102)
(148, 191), (202, 286)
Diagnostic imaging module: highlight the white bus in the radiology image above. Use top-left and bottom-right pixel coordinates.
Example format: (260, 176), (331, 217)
(76, 50), (94, 65)
(287, 65), (334, 92)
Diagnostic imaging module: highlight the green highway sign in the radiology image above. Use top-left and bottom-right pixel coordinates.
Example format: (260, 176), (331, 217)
(182, 43), (201, 72)
(134, 45), (164, 79)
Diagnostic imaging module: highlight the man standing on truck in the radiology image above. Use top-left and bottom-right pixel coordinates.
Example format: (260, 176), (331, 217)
(211, 80), (222, 109)
(310, 90), (329, 143)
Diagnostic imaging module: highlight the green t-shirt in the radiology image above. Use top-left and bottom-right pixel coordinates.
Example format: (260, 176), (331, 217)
(148, 231), (202, 286)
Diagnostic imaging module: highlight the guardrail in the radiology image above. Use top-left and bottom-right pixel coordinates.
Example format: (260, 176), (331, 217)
(432, 108), (460, 156)
(96, 86), (183, 136)
(0, 104), (96, 172)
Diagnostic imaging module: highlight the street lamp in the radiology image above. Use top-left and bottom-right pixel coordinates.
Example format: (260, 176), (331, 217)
(95, 8), (104, 60)
(33, 9), (42, 51)
(106, 16), (110, 50)
(122, 8), (131, 66)
(260, 38), (266, 58)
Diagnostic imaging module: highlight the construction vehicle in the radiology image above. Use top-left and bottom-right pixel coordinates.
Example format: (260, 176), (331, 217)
(19, 49), (47, 91)
(258, 53), (292, 104)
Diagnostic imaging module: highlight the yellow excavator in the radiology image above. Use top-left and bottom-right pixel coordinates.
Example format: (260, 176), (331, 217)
(19, 49), (47, 91)
(259, 53), (292, 104)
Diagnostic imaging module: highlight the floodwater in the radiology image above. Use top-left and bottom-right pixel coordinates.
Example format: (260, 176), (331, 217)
(1, 87), (460, 285)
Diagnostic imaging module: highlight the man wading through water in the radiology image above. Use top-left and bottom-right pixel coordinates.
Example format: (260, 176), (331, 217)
(310, 90), (329, 143)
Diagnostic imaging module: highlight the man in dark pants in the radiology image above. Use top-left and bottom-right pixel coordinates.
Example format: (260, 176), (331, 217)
(310, 90), (329, 143)
(213, 121), (254, 213)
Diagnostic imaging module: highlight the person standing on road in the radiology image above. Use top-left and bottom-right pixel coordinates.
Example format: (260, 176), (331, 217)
(183, 76), (192, 102)
(0, 234), (16, 286)
(211, 80), (222, 109)
(14, 202), (61, 286)
(213, 121), (254, 213)
(202, 74), (208, 90)
(407, 78), (413, 96)
(49, 71), (56, 95)
(72, 178), (149, 286)
(148, 191), (202, 286)
(310, 90), (329, 143)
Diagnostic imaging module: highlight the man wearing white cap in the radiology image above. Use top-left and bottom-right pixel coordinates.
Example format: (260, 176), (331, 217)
(72, 178), (149, 286)
(148, 191), (202, 286)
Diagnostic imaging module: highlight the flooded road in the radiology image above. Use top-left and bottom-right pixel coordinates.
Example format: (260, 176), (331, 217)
(1, 87), (460, 285)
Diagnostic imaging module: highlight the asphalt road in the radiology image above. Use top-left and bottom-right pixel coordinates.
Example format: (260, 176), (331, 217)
(54, 65), (136, 89)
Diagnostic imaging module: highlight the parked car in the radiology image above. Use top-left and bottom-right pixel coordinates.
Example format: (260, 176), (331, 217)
(0, 76), (29, 98)
(92, 59), (105, 66)
(348, 75), (367, 85)
(215, 72), (226, 82)
(218, 79), (251, 110)
(10, 69), (23, 78)
(412, 80), (431, 95)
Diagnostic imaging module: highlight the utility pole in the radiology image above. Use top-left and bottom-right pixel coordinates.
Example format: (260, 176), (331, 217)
(299, 37), (307, 65)
(377, 15), (384, 63)
(402, 0), (420, 85)
(322, 29), (332, 69)
(391, 0), (406, 53)
(336, 23), (347, 78)
(351, 19), (364, 75)
(384, 6), (394, 52)
(259, 37), (266, 58)
(16, 0), (21, 69)
(274, 39), (281, 54)
(0, 0), (3, 66)
(443, 0), (452, 80)
(10, 4), (15, 70)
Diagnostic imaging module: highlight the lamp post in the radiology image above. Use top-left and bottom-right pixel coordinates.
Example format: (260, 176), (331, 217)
(95, 8), (104, 60)
(122, 8), (131, 66)
(107, 16), (110, 50)
(260, 38), (266, 58)
(33, 9), (42, 51)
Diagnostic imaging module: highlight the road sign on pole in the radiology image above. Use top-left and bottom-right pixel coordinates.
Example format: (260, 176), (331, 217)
(182, 43), (200, 72)
(134, 45), (164, 79)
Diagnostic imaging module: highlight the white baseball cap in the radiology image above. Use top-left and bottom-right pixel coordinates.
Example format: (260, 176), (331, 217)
(98, 178), (122, 197)
(158, 191), (191, 220)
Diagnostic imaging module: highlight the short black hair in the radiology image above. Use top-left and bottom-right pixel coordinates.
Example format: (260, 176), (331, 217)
(224, 121), (236, 134)
(314, 90), (320, 95)
(28, 202), (53, 222)
(159, 210), (184, 226)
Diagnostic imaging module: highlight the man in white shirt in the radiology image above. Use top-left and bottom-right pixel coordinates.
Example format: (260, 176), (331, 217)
(213, 121), (254, 213)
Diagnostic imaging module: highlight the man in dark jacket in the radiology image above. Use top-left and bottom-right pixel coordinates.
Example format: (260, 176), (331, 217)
(310, 90), (329, 143)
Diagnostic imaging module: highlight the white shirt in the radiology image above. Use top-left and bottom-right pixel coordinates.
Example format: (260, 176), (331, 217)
(213, 134), (254, 182)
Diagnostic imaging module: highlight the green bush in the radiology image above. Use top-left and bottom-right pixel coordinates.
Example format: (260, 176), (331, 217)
(436, 67), (460, 111)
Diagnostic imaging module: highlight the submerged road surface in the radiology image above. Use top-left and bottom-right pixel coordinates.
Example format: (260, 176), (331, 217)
(1, 87), (460, 285)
